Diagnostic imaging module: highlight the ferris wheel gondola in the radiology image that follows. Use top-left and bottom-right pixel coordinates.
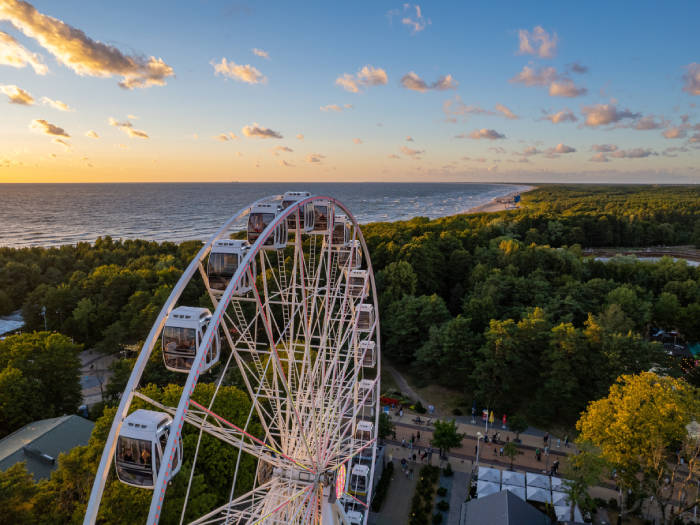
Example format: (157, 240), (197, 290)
(84, 192), (381, 525)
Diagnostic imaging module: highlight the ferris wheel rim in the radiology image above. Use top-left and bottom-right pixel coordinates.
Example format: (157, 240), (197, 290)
(83, 194), (381, 525)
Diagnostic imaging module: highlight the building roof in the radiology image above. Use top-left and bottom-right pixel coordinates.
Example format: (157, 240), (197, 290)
(461, 489), (551, 525)
(0, 414), (94, 481)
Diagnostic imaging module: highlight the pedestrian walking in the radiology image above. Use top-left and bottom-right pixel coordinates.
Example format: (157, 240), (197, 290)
(543, 432), (549, 445)
(564, 435), (569, 448)
(402, 439), (406, 448)
(409, 468), (414, 480)
(535, 448), (541, 461)
(499, 447), (504, 456)
(417, 431), (421, 441)
(412, 453), (417, 462)
(494, 447), (497, 456)
(556, 438), (561, 448)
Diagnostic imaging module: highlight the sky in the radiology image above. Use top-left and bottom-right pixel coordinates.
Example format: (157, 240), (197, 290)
(0, 0), (699, 183)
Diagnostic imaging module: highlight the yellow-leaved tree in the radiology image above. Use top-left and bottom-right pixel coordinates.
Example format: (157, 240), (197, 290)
(577, 372), (699, 525)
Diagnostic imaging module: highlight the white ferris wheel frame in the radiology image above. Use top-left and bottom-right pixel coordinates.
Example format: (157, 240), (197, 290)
(82, 194), (382, 525)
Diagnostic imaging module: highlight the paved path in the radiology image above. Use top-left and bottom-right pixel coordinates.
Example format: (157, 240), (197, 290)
(372, 459), (416, 525)
(384, 363), (430, 409)
(447, 471), (469, 525)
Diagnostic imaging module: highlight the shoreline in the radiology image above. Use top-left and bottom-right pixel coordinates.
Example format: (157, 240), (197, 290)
(462, 185), (536, 215)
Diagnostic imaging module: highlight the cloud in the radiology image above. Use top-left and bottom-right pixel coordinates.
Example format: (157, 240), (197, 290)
(511, 65), (586, 97)
(662, 146), (689, 157)
(682, 63), (700, 95)
(391, 4), (430, 34)
(252, 48), (269, 59)
(610, 148), (656, 158)
(401, 71), (457, 92)
(568, 62), (588, 74)
(591, 144), (618, 152)
(109, 117), (148, 138)
(214, 133), (237, 142)
(353, 138), (363, 144)
(335, 65), (388, 93)
(494, 104), (518, 119)
(581, 104), (641, 127)
(387, 153), (401, 159)
(589, 152), (609, 162)
(511, 65), (558, 86)
(0, 0), (173, 89)
(465, 128), (505, 140)
(242, 123), (282, 139)
(30, 118), (69, 137)
(544, 143), (576, 157)
(662, 126), (687, 139)
(0, 29), (47, 74)
(296, 133), (304, 140)
(406, 136), (414, 141)
(515, 146), (541, 157)
(542, 109), (577, 123)
(306, 153), (325, 163)
(41, 96), (71, 111)
(212, 58), (265, 84)
(516, 26), (558, 58)
(549, 80), (587, 97)
(320, 103), (353, 112)
(85, 130), (99, 139)
(278, 159), (294, 167)
(634, 115), (666, 130)
(53, 137), (70, 151)
(0, 83), (34, 104)
(272, 145), (293, 155)
(400, 145), (424, 158)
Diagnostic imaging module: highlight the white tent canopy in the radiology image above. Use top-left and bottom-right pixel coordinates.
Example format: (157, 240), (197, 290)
(501, 470), (525, 487)
(526, 486), (552, 503)
(550, 476), (565, 491)
(526, 472), (550, 490)
(477, 480), (500, 498)
(478, 466), (501, 483)
(555, 504), (584, 523)
(502, 484), (526, 500)
(552, 490), (570, 506)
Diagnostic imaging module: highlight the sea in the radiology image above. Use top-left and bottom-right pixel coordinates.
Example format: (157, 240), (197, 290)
(0, 182), (530, 249)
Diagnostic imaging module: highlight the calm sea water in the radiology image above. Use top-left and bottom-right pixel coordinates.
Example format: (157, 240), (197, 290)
(0, 182), (529, 248)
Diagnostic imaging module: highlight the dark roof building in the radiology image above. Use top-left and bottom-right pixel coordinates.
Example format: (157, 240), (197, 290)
(0, 414), (94, 481)
(460, 489), (552, 525)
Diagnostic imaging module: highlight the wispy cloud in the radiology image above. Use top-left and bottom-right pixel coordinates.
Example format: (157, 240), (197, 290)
(212, 58), (266, 84)
(320, 103), (353, 112)
(510, 65), (586, 97)
(662, 126), (687, 139)
(109, 117), (149, 138)
(214, 132), (237, 142)
(296, 133), (304, 140)
(252, 48), (269, 59)
(581, 104), (640, 127)
(516, 26), (558, 58)
(388, 4), (430, 34)
(41, 96), (72, 111)
(682, 63), (700, 95)
(634, 115), (666, 130)
(400, 71), (457, 92)
(590, 145), (656, 161)
(544, 143), (576, 157)
(353, 138), (363, 144)
(0, 0), (174, 89)
(541, 109), (577, 123)
(400, 145), (424, 158)
(85, 130), (99, 139)
(306, 153), (325, 163)
(272, 145), (293, 155)
(279, 159), (294, 167)
(388, 153), (401, 159)
(591, 144), (618, 152)
(406, 136), (414, 142)
(459, 128), (506, 140)
(0, 83), (33, 104)
(30, 118), (70, 151)
(242, 123), (282, 139)
(568, 61), (588, 74)
(494, 103), (518, 119)
(0, 29), (47, 74)
(336, 65), (388, 93)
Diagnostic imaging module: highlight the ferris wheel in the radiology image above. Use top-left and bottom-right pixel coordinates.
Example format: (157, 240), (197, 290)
(83, 193), (381, 525)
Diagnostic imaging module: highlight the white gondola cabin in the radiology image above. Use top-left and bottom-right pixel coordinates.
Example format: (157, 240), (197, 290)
(248, 203), (288, 249)
(345, 510), (364, 525)
(281, 191), (314, 232)
(311, 199), (331, 234)
(207, 239), (253, 295)
(331, 215), (351, 247)
(162, 306), (220, 373)
(346, 269), (369, 299)
(355, 304), (374, 332)
(338, 240), (362, 269)
(347, 464), (370, 497)
(354, 420), (374, 442)
(357, 379), (376, 406)
(357, 340), (376, 367)
(115, 409), (182, 488)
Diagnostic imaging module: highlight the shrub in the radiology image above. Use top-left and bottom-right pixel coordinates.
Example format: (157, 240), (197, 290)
(436, 500), (450, 512)
(437, 487), (447, 497)
(452, 407), (463, 416)
(443, 462), (453, 477)
(432, 513), (443, 524)
(415, 400), (427, 414)
(370, 461), (394, 512)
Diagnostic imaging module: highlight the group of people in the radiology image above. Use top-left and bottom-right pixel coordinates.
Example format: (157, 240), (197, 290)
(120, 446), (151, 467)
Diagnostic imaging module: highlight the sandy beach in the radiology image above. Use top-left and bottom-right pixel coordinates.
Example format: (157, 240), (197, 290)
(463, 185), (535, 214)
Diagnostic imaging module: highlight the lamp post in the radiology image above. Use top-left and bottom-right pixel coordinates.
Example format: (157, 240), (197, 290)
(475, 431), (484, 470)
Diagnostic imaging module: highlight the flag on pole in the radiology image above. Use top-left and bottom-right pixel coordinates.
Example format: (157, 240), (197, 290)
(488, 411), (495, 424)
(482, 409), (488, 422)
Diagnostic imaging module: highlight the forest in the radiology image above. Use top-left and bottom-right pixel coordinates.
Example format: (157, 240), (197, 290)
(1, 184), (700, 522)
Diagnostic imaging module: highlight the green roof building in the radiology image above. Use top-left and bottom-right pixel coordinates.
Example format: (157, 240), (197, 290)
(0, 415), (94, 481)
